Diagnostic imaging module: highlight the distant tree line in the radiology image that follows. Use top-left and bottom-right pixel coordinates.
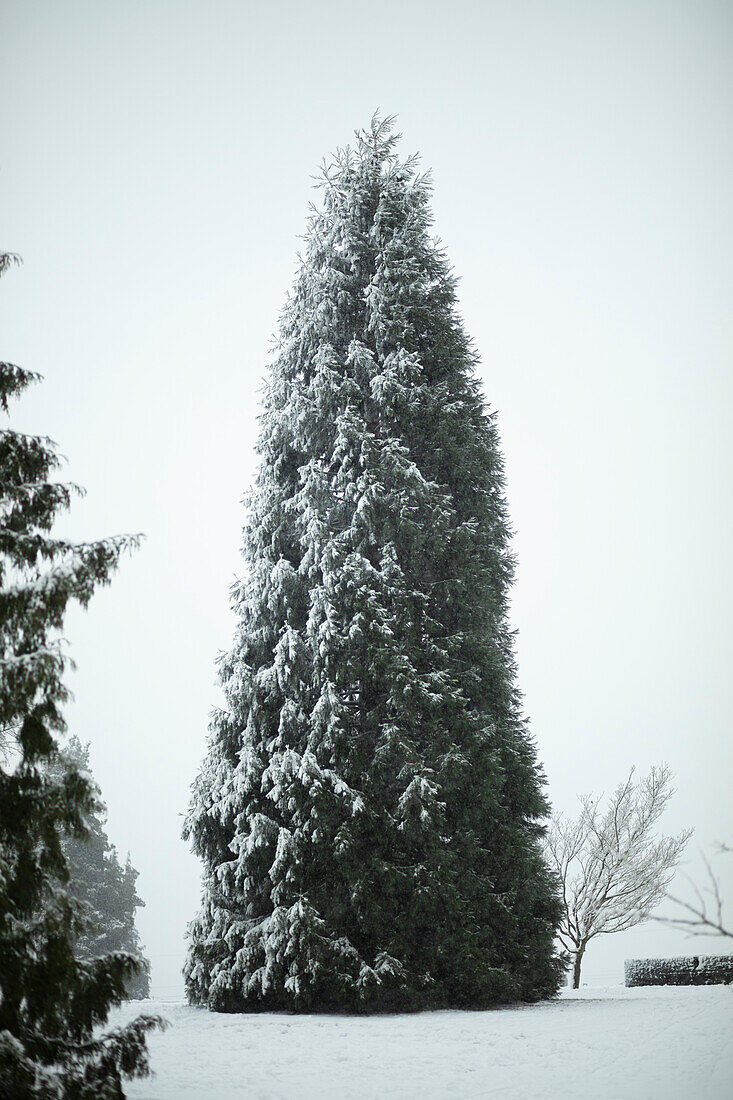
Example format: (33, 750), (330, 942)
(50, 736), (151, 1000)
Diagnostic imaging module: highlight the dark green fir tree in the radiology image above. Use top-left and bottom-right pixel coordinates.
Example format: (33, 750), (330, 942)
(184, 118), (563, 1013)
(52, 737), (151, 1000)
(0, 253), (161, 1096)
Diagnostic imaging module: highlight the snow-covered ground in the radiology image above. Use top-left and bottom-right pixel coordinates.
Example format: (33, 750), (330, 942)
(110, 985), (732, 1100)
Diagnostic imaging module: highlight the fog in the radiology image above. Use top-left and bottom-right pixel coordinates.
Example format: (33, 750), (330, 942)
(2, 0), (731, 996)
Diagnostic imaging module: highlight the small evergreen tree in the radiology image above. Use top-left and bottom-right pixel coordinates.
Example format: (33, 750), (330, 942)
(0, 253), (161, 1096)
(53, 737), (151, 1000)
(184, 118), (563, 1012)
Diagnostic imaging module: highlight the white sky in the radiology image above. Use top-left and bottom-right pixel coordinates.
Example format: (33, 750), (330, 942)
(2, 0), (731, 996)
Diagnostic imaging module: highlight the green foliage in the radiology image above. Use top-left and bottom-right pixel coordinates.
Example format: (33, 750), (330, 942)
(0, 255), (162, 1096)
(49, 737), (151, 1000)
(185, 118), (563, 1012)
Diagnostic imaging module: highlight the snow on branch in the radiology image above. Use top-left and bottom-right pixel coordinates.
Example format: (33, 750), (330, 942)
(544, 764), (691, 987)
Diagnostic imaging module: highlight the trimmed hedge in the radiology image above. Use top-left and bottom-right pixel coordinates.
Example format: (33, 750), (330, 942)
(625, 955), (733, 987)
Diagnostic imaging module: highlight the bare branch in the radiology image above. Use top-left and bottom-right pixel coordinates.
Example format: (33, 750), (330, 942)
(544, 764), (691, 987)
(656, 845), (732, 939)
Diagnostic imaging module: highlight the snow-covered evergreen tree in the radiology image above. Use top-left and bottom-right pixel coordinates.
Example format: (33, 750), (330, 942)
(0, 253), (161, 1095)
(53, 737), (151, 999)
(184, 118), (563, 1012)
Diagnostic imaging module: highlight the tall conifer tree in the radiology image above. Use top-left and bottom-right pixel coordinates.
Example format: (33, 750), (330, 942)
(0, 253), (161, 1095)
(185, 118), (562, 1012)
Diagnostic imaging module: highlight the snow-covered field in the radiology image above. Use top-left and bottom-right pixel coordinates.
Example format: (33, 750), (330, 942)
(111, 985), (732, 1099)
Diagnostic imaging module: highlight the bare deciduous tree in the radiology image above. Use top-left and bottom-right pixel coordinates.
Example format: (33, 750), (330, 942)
(657, 843), (732, 939)
(545, 764), (691, 987)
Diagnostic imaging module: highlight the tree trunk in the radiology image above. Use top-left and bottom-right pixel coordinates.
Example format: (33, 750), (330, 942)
(572, 944), (586, 989)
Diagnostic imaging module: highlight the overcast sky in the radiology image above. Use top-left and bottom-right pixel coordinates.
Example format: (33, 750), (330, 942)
(2, 0), (731, 996)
